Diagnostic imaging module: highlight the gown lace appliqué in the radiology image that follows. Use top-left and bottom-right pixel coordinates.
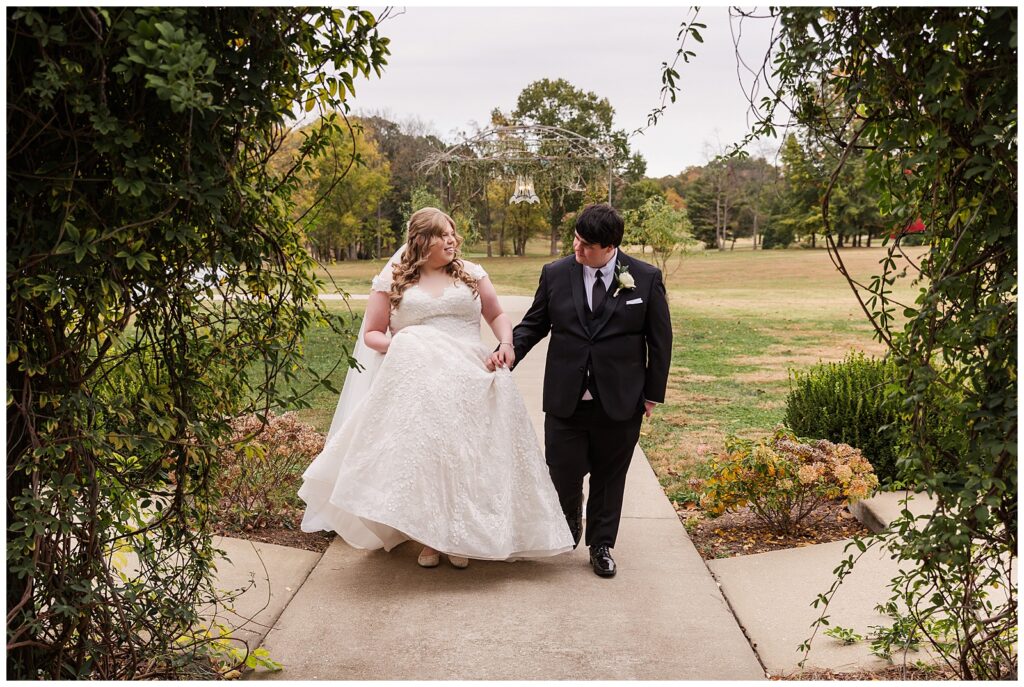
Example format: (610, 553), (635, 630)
(298, 261), (574, 559)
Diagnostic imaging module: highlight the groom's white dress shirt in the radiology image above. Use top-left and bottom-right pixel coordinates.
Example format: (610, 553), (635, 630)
(582, 249), (617, 310)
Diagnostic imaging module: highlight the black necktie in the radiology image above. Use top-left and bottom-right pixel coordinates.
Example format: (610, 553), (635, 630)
(591, 268), (607, 317)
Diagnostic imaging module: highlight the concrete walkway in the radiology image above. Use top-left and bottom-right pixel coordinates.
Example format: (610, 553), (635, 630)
(212, 296), (960, 679)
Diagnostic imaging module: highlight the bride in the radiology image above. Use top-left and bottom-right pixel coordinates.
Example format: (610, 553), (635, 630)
(299, 207), (574, 568)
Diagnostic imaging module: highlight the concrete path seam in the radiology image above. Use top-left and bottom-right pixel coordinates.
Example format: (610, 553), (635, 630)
(250, 541), (330, 651)
(707, 566), (771, 677)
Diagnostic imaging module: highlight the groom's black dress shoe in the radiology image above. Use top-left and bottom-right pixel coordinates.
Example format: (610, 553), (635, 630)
(589, 545), (616, 578)
(567, 503), (583, 549)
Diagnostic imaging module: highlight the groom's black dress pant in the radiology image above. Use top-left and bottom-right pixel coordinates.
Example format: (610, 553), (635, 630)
(544, 398), (644, 548)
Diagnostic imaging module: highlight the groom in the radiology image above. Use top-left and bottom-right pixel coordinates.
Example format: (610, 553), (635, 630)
(512, 203), (672, 578)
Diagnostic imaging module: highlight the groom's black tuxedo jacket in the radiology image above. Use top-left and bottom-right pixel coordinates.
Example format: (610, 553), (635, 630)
(512, 251), (673, 422)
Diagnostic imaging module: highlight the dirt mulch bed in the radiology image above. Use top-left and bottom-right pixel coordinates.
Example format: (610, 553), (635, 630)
(215, 525), (335, 553)
(213, 508), (335, 553)
(676, 501), (873, 560)
(772, 665), (958, 680)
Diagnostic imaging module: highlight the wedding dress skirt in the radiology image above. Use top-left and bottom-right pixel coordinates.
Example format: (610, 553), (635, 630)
(299, 270), (573, 560)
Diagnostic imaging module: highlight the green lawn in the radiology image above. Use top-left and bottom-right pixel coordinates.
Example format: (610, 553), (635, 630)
(289, 243), (925, 503)
(281, 299), (367, 431)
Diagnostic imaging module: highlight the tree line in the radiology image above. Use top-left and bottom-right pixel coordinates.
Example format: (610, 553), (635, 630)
(284, 85), (907, 262)
(630, 130), (898, 252)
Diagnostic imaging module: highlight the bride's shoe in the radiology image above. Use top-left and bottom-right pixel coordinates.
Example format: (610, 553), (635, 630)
(417, 547), (440, 568)
(447, 554), (469, 569)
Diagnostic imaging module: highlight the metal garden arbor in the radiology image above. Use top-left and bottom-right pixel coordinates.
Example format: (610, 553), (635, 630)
(419, 124), (618, 204)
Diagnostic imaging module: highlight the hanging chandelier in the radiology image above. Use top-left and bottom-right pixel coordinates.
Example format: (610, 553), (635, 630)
(509, 175), (540, 204)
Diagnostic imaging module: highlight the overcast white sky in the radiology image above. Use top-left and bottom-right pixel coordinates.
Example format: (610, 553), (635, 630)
(351, 5), (780, 178)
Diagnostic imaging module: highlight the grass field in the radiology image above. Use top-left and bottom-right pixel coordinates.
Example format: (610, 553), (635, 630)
(295, 241), (925, 502)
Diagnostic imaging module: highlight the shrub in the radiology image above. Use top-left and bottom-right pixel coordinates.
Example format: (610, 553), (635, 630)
(785, 352), (902, 484)
(218, 413), (325, 529)
(695, 427), (879, 535)
(786, 352), (967, 485)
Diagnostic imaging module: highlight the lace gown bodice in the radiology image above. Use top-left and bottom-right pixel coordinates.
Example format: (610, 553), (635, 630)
(388, 282), (483, 342)
(299, 259), (573, 560)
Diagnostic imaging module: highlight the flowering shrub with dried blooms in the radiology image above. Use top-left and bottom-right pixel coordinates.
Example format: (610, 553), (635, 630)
(692, 427), (879, 535)
(217, 412), (325, 529)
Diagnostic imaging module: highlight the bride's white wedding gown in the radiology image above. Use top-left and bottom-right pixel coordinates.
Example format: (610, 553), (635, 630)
(298, 261), (574, 559)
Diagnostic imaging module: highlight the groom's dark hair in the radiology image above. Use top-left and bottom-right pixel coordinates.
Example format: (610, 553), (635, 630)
(575, 203), (624, 247)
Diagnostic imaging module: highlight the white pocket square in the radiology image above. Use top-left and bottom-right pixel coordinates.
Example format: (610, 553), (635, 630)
(626, 298), (643, 305)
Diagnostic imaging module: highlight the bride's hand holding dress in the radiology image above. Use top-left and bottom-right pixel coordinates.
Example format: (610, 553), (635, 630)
(477, 273), (517, 372)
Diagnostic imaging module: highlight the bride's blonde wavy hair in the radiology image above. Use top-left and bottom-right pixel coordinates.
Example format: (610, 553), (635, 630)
(389, 207), (479, 308)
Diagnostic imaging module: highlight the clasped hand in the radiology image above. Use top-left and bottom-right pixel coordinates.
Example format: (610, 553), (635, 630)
(484, 344), (515, 372)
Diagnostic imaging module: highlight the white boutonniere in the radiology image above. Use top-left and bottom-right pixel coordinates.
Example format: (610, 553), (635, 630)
(613, 264), (635, 298)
